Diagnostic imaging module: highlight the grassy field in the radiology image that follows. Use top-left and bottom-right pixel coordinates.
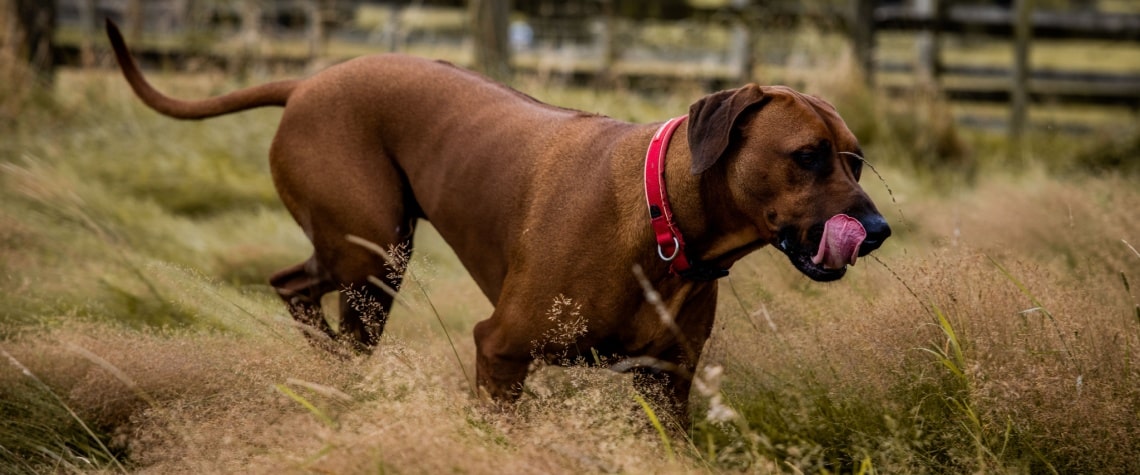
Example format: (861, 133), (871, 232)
(0, 61), (1138, 474)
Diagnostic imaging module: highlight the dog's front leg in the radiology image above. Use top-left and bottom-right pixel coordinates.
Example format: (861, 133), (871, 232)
(629, 346), (699, 430)
(632, 283), (718, 430)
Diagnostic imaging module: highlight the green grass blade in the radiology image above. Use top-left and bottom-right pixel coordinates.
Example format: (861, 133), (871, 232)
(1, 348), (128, 473)
(275, 384), (337, 429)
(632, 393), (675, 463)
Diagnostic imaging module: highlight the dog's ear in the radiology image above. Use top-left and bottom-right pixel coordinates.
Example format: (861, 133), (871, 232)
(687, 84), (768, 174)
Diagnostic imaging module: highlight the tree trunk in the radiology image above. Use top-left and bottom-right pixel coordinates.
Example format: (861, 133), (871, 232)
(469, 0), (511, 82)
(3, 0), (56, 86)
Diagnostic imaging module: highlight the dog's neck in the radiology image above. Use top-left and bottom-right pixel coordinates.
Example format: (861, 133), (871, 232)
(626, 123), (769, 278)
(664, 126), (770, 271)
(608, 121), (771, 283)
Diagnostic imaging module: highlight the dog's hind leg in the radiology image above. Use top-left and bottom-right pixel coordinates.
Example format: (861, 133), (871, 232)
(270, 137), (417, 353)
(266, 95), (424, 353)
(271, 232), (409, 354)
(333, 221), (415, 352)
(271, 215), (412, 354)
(270, 258), (338, 349)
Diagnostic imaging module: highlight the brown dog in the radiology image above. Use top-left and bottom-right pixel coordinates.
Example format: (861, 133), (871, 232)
(106, 21), (889, 421)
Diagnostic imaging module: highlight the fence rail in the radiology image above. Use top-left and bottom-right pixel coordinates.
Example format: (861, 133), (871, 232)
(877, 61), (1140, 107)
(873, 4), (1140, 40)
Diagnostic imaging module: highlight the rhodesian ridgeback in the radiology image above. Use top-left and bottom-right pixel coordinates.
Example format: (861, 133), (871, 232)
(107, 20), (889, 422)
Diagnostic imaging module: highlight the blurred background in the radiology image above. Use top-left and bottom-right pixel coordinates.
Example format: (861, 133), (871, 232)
(3, 0), (1139, 173)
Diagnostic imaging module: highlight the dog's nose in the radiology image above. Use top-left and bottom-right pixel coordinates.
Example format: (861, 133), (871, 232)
(857, 214), (891, 256)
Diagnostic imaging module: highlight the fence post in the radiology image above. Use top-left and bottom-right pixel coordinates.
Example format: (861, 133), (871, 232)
(915, 0), (944, 87)
(125, 0), (143, 43)
(851, 0), (876, 86)
(1011, 0), (1032, 160)
(385, 3), (403, 52)
(470, 0), (512, 82)
(77, 0), (96, 67)
(235, 0), (262, 80)
(731, 0), (753, 85)
(596, 0), (617, 87)
(305, 1), (324, 62)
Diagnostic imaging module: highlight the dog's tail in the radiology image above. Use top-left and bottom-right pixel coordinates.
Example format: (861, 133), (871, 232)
(106, 19), (298, 120)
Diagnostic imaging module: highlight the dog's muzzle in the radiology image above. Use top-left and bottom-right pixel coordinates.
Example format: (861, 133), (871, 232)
(777, 213), (890, 282)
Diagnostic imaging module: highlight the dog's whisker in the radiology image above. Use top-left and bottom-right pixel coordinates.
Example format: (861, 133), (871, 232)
(840, 151), (910, 235)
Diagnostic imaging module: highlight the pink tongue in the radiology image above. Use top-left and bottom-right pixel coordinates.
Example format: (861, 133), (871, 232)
(812, 214), (868, 269)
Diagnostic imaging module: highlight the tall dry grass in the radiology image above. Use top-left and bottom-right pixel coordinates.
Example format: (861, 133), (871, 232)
(0, 63), (1137, 473)
(702, 172), (1139, 473)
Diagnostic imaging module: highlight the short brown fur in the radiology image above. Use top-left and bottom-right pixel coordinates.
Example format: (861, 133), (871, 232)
(106, 20), (889, 422)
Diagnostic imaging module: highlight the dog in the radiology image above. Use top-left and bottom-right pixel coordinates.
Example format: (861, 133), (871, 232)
(106, 20), (889, 422)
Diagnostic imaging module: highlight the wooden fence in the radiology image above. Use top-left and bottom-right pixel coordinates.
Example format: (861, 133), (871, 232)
(51, 0), (1139, 139)
(852, 0), (1140, 141)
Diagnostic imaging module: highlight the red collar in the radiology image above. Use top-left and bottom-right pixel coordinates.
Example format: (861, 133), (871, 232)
(643, 116), (728, 281)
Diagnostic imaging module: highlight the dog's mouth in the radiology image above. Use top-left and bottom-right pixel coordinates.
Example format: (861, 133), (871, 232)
(776, 215), (867, 282)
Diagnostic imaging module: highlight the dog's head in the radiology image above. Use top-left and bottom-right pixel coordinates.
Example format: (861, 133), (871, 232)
(688, 84), (890, 281)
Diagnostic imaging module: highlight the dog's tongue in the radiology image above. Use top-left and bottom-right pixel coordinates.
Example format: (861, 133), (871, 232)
(811, 214), (867, 269)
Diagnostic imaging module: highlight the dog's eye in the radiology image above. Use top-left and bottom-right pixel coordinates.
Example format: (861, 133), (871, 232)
(792, 149), (818, 165)
(791, 140), (832, 168)
(849, 155), (863, 181)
